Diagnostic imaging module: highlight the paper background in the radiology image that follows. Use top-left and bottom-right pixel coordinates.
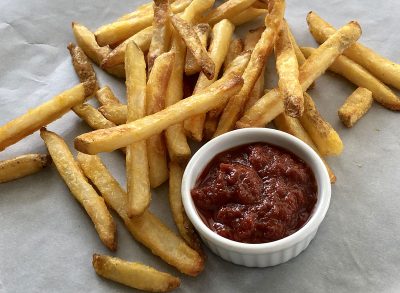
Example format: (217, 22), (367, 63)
(1, 0), (400, 292)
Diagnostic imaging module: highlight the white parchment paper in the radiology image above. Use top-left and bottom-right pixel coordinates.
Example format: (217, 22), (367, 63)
(1, 0), (400, 292)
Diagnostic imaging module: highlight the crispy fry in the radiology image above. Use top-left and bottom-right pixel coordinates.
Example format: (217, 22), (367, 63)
(0, 81), (95, 151)
(275, 22), (303, 117)
(338, 87), (373, 128)
(125, 41), (151, 217)
(184, 19), (235, 141)
(214, 0), (285, 137)
(73, 103), (116, 129)
(92, 254), (181, 292)
(95, 86), (121, 105)
(299, 93), (343, 156)
(147, 0), (172, 72)
(74, 73), (244, 154)
(77, 153), (204, 276)
(0, 154), (52, 184)
(169, 161), (202, 251)
(146, 52), (175, 188)
(67, 43), (98, 88)
(204, 0), (257, 25)
(185, 23), (211, 76)
(171, 15), (215, 80)
(301, 47), (400, 111)
(98, 104), (127, 125)
(307, 11), (400, 91)
(40, 129), (116, 250)
(230, 8), (267, 26)
(223, 38), (244, 71)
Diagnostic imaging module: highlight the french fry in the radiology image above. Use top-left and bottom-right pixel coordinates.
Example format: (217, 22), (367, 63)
(180, 0), (215, 24)
(252, 0), (268, 9)
(146, 52), (175, 188)
(98, 104), (127, 125)
(184, 19), (235, 141)
(125, 42), (151, 217)
(171, 15), (215, 80)
(299, 93), (343, 156)
(95, 86), (121, 106)
(185, 23), (211, 76)
(67, 43), (98, 88)
(147, 0), (172, 72)
(243, 26), (264, 51)
(301, 47), (400, 111)
(307, 11), (400, 91)
(92, 254), (181, 292)
(0, 154), (52, 184)
(204, 0), (257, 25)
(338, 87), (373, 128)
(40, 129), (116, 251)
(77, 153), (205, 276)
(229, 7), (267, 26)
(214, 0), (285, 137)
(275, 22), (303, 117)
(0, 81), (95, 151)
(223, 38), (244, 71)
(73, 103), (116, 129)
(74, 72), (244, 154)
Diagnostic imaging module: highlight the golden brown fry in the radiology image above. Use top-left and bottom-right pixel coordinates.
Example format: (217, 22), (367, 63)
(73, 103), (116, 129)
(229, 7), (267, 26)
(185, 23), (211, 76)
(0, 82), (95, 151)
(275, 22), (303, 117)
(95, 86), (121, 105)
(40, 129), (116, 250)
(214, 0), (285, 137)
(338, 87), (373, 128)
(98, 104), (127, 125)
(252, 0), (268, 9)
(171, 15), (215, 80)
(77, 153), (204, 276)
(307, 11), (400, 91)
(125, 41), (151, 217)
(93, 254), (181, 292)
(299, 93), (343, 156)
(0, 154), (52, 184)
(169, 161), (202, 251)
(67, 43), (98, 88)
(74, 73), (244, 154)
(301, 47), (400, 111)
(223, 38), (244, 71)
(204, 0), (258, 25)
(184, 19), (235, 141)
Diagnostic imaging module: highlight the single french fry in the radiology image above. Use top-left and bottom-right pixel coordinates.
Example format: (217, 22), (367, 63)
(180, 0), (215, 24)
(147, 0), (172, 72)
(77, 153), (204, 276)
(275, 22), (303, 117)
(74, 73), (244, 154)
(98, 104), (127, 125)
(307, 11), (400, 91)
(0, 154), (52, 184)
(40, 129), (116, 250)
(95, 86), (121, 106)
(338, 87), (373, 128)
(214, 0), (285, 137)
(73, 103), (116, 129)
(171, 15), (215, 80)
(67, 43), (98, 88)
(146, 52), (175, 188)
(184, 19), (235, 141)
(125, 41), (151, 217)
(0, 81), (95, 151)
(229, 7), (267, 26)
(252, 0), (268, 9)
(92, 254), (181, 292)
(223, 38), (244, 71)
(301, 47), (400, 111)
(203, 0), (257, 25)
(185, 23), (211, 76)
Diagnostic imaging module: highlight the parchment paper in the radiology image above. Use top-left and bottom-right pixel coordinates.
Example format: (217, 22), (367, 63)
(1, 0), (400, 292)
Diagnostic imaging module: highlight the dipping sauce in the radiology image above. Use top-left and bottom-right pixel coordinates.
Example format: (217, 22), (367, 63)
(191, 143), (317, 244)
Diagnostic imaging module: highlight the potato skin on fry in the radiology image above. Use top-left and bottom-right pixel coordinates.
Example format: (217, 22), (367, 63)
(67, 42), (98, 89)
(338, 87), (373, 128)
(185, 23), (211, 76)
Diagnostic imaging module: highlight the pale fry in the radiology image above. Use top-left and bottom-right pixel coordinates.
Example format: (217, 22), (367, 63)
(301, 47), (400, 110)
(146, 52), (175, 188)
(0, 81), (95, 151)
(185, 23), (211, 76)
(338, 87), (373, 128)
(40, 129), (116, 251)
(275, 22), (303, 117)
(169, 162), (202, 252)
(73, 103), (116, 129)
(214, 0), (285, 137)
(171, 15), (215, 80)
(299, 93), (343, 156)
(98, 104), (127, 125)
(95, 86), (121, 106)
(180, 0), (215, 24)
(307, 11), (400, 90)
(0, 154), (52, 184)
(230, 8), (267, 26)
(184, 19), (235, 141)
(203, 0), (257, 25)
(125, 42), (151, 217)
(223, 38), (244, 71)
(77, 153), (205, 276)
(74, 73), (244, 154)
(93, 254), (181, 292)
(67, 43), (98, 88)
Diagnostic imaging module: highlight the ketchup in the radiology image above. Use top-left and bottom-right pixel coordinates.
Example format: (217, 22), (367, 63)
(191, 143), (317, 244)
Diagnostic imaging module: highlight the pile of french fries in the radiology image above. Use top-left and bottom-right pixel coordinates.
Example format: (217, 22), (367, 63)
(1, 0), (399, 291)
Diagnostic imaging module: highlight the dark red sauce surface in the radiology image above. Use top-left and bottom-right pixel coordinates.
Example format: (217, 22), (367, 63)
(191, 143), (318, 244)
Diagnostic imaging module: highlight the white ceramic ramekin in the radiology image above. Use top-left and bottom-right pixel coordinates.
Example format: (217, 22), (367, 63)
(182, 128), (331, 267)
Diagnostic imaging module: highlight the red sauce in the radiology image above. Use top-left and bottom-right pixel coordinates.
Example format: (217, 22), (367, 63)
(191, 143), (317, 244)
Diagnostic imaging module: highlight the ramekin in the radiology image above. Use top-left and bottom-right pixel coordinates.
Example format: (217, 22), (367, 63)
(182, 128), (331, 267)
